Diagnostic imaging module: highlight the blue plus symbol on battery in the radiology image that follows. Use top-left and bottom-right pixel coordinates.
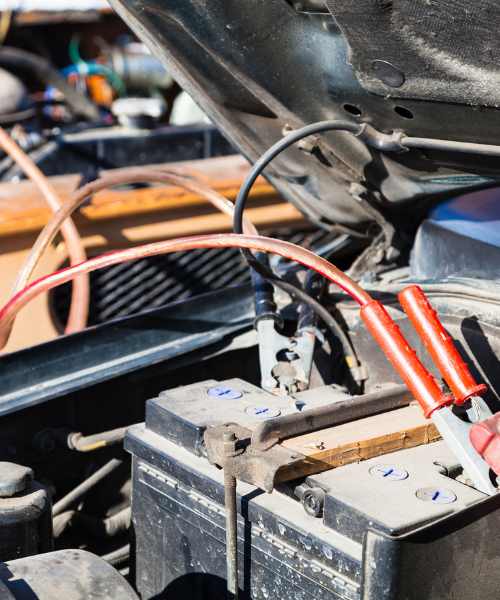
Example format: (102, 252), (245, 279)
(379, 468), (394, 477)
(369, 465), (408, 481)
(416, 487), (457, 504)
(245, 405), (281, 419)
(207, 386), (243, 400)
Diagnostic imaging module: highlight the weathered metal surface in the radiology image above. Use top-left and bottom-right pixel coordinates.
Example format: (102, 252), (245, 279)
(204, 422), (306, 493)
(0, 284), (254, 416)
(108, 0), (500, 233)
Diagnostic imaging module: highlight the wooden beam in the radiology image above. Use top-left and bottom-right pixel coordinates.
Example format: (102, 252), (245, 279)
(275, 406), (441, 483)
(0, 155), (304, 237)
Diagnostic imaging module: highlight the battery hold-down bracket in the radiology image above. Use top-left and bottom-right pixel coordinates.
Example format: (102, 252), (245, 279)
(204, 422), (305, 493)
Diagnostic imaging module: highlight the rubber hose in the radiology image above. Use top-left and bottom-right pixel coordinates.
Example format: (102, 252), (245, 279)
(0, 47), (100, 121)
(53, 506), (131, 539)
(101, 544), (130, 568)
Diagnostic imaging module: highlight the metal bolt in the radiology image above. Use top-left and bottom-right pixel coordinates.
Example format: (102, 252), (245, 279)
(208, 386), (243, 400)
(369, 464), (409, 482)
(298, 137), (317, 154)
(245, 406), (281, 419)
(221, 431), (239, 598)
(302, 487), (326, 518)
(198, 437), (208, 459)
(223, 431), (240, 456)
(416, 487), (457, 504)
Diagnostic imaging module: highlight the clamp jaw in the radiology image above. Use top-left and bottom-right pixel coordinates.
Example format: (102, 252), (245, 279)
(253, 265), (324, 395)
(432, 398), (496, 495)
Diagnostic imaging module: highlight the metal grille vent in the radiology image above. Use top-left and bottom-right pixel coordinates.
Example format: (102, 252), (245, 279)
(53, 229), (336, 327)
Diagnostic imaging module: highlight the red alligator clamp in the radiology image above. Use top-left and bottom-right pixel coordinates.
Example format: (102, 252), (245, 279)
(397, 285), (497, 494)
(360, 287), (497, 495)
(396, 285), (500, 478)
(398, 285), (487, 405)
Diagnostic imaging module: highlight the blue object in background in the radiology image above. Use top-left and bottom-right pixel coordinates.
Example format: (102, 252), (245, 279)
(429, 187), (500, 248)
(411, 186), (500, 281)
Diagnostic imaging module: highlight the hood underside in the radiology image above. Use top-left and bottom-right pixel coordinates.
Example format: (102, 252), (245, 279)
(108, 0), (500, 235)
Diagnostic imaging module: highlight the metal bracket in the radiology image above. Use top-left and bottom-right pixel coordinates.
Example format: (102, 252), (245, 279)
(205, 385), (414, 493)
(257, 319), (315, 395)
(251, 383), (413, 451)
(355, 124), (407, 152)
(204, 422), (306, 493)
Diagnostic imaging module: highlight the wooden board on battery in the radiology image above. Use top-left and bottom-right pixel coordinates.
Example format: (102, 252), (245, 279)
(274, 405), (441, 482)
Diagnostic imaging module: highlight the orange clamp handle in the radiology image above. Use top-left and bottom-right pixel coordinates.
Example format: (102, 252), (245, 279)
(360, 300), (451, 418)
(398, 285), (487, 405)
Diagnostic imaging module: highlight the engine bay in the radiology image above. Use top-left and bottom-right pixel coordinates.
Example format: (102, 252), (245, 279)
(1, 2), (500, 600)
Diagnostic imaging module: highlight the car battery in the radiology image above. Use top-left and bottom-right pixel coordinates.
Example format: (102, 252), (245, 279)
(125, 378), (500, 600)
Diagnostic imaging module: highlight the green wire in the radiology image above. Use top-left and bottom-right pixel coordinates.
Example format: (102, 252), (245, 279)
(69, 33), (128, 98)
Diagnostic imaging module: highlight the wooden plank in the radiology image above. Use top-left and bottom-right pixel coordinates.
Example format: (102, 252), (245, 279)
(119, 203), (305, 245)
(275, 406), (441, 483)
(0, 155), (300, 237)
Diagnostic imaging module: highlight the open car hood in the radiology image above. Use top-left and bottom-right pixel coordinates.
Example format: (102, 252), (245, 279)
(107, 0), (500, 234)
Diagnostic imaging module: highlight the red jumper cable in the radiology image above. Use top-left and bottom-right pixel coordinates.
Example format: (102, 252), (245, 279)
(397, 285), (497, 494)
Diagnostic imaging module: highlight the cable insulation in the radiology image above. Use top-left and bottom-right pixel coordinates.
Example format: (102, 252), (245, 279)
(15, 168), (257, 297)
(234, 120), (360, 235)
(232, 120), (364, 380)
(0, 234), (372, 346)
(0, 126), (89, 339)
(3, 169), (256, 350)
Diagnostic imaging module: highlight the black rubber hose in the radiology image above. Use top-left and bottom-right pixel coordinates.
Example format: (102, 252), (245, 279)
(102, 544), (130, 568)
(297, 269), (325, 334)
(234, 120), (361, 235)
(233, 120), (363, 385)
(251, 250), (284, 329)
(53, 506), (131, 539)
(0, 47), (100, 121)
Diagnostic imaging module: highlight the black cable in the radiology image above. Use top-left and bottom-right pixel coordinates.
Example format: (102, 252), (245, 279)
(233, 120), (364, 386)
(233, 120), (360, 235)
(250, 252), (362, 387)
